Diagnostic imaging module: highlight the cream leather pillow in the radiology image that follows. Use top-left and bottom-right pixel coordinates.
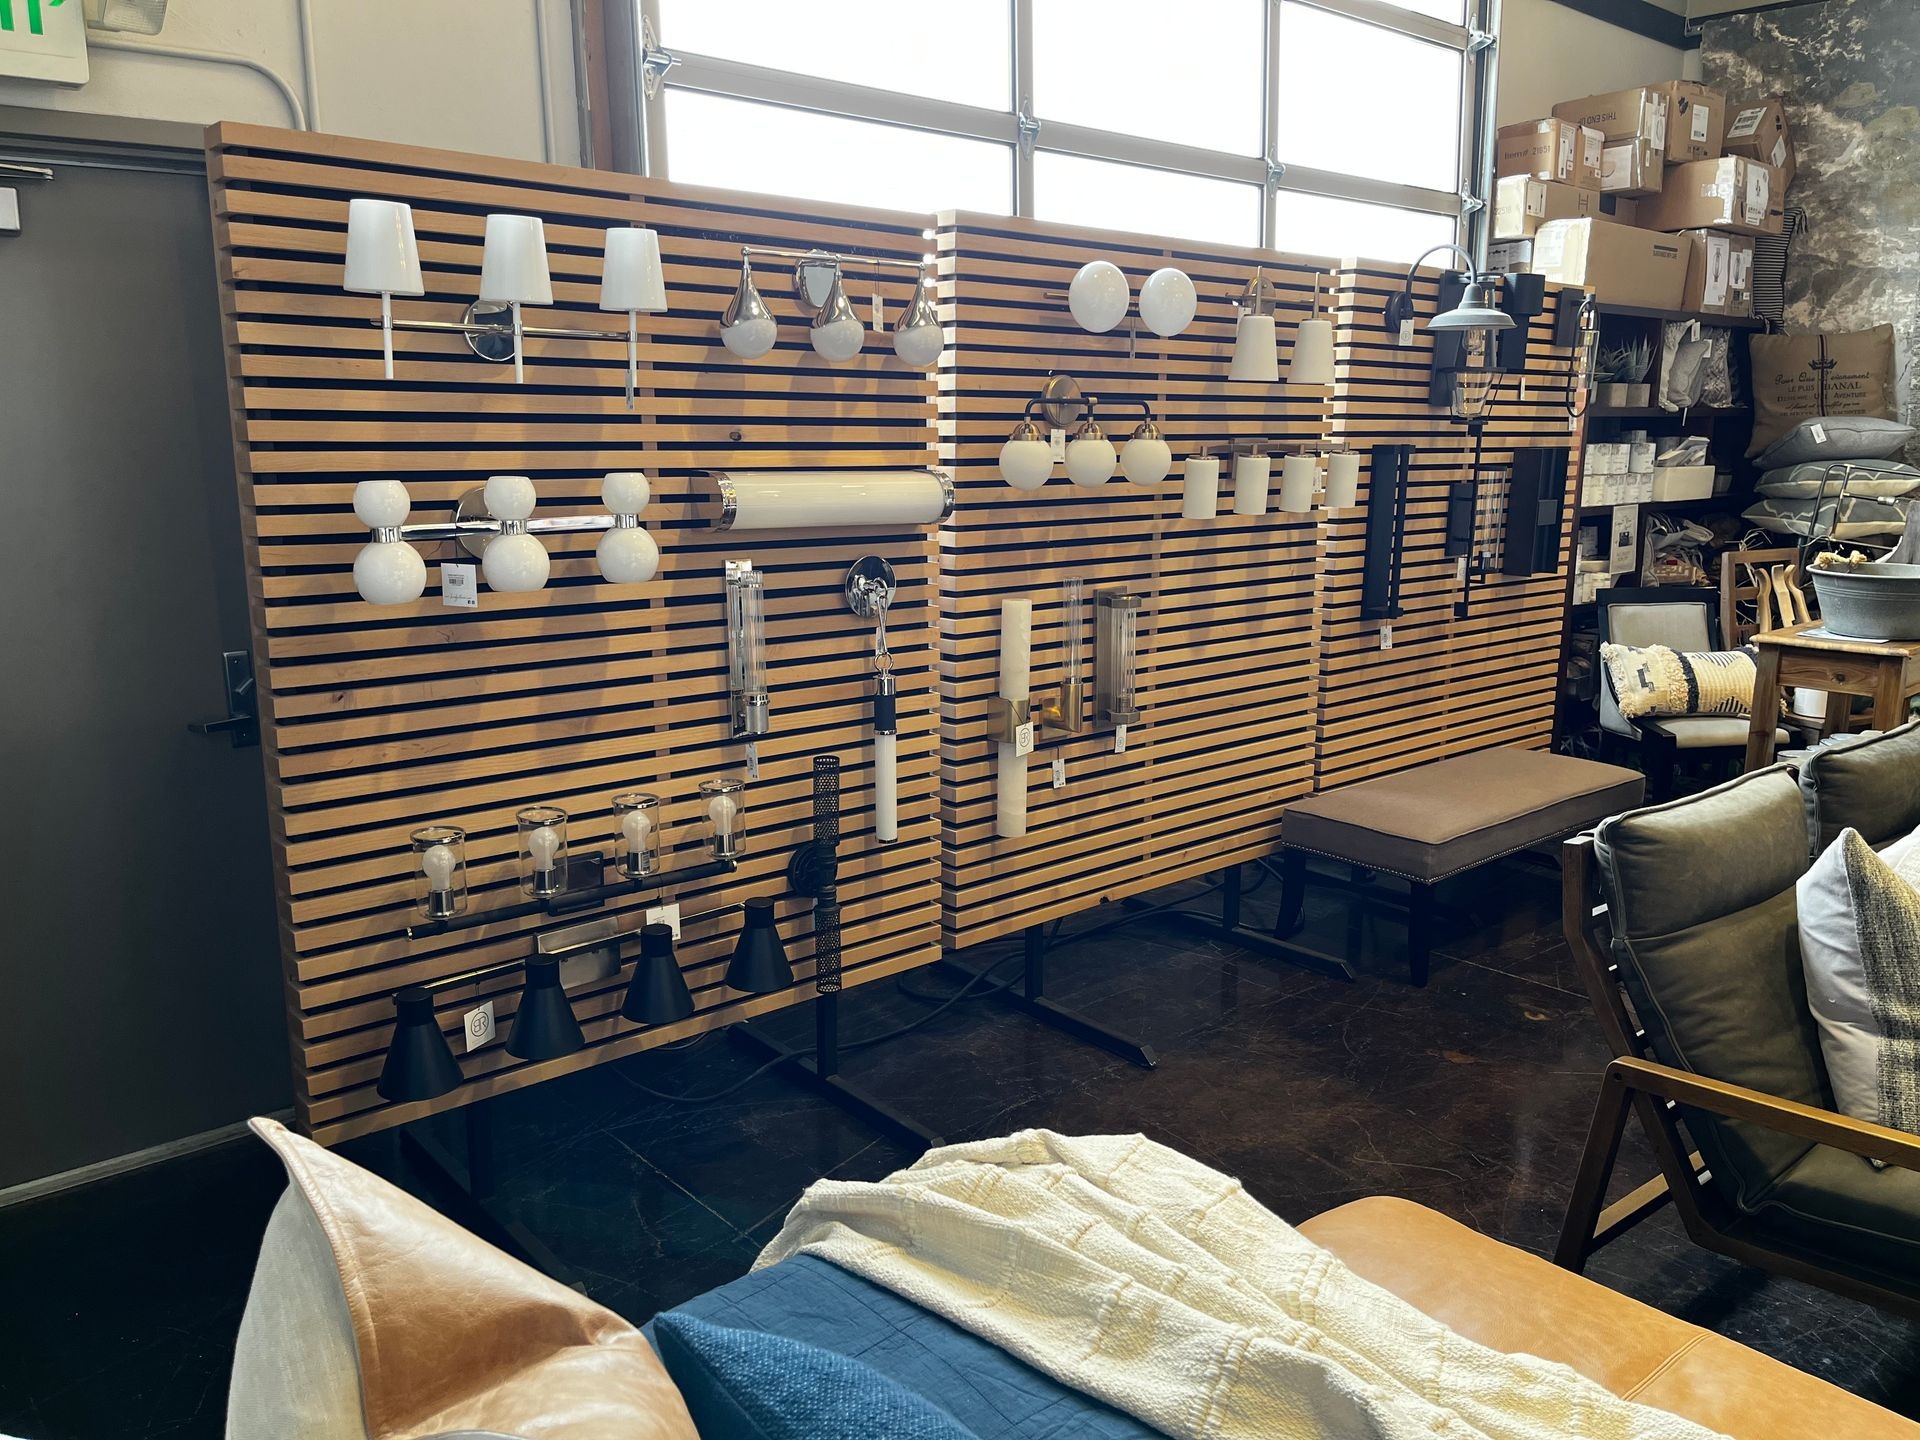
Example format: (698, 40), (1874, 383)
(229, 1118), (697, 1440)
(1797, 827), (1920, 1133)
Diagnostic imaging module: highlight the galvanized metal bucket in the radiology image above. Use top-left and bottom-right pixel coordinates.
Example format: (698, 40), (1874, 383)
(1810, 563), (1920, 641)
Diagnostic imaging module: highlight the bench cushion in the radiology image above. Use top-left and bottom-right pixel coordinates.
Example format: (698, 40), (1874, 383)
(1801, 718), (1920, 851)
(1282, 748), (1644, 882)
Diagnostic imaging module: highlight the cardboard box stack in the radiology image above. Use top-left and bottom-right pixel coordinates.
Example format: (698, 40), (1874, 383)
(1492, 77), (1794, 321)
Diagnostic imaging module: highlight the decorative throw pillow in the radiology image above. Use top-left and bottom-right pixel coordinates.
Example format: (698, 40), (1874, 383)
(1748, 327), (1901, 457)
(229, 1118), (697, 1440)
(1753, 414), (1915, 469)
(651, 1313), (981, 1440)
(1600, 642), (1761, 719)
(1742, 493), (1911, 539)
(1758, 459), (1920, 500)
(1797, 826), (1920, 1132)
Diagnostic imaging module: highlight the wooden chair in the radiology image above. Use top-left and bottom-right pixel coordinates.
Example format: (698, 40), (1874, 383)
(1718, 545), (1803, 649)
(1558, 760), (1920, 1318)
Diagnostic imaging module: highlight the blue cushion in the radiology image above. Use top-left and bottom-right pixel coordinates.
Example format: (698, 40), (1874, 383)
(653, 1256), (1155, 1438)
(652, 1310), (982, 1440)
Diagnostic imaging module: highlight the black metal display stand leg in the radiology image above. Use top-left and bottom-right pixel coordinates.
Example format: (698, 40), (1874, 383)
(945, 926), (1158, 1069)
(400, 1098), (588, 1293)
(732, 991), (946, 1151)
(1153, 859), (1357, 981)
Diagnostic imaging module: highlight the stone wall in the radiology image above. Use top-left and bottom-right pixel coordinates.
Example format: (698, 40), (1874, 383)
(1700, 0), (1918, 438)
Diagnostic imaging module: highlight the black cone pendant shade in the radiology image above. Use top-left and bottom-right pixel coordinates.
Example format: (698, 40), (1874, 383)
(725, 895), (793, 994)
(622, 922), (695, 1025)
(377, 986), (463, 1102)
(506, 956), (586, 1060)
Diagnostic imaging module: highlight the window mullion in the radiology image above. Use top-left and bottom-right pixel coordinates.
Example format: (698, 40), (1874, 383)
(1263, 0), (1283, 249)
(1013, 0), (1035, 216)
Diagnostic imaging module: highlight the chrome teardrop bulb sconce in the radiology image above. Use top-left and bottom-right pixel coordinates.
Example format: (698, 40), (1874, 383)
(715, 245), (942, 369)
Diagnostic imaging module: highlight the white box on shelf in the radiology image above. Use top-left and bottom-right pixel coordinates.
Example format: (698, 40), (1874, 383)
(1651, 464), (1716, 501)
(1629, 442), (1657, 473)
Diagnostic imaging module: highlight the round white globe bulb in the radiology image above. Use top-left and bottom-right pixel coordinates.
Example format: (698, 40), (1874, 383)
(597, 525), (660, 584)
(602, 471), (650, 515)
(892, 319), (944, 368)
(999, 438), (1054, 492)
(352, 539), (427, 605)
(1067, 261), (1130, 334)
(420, 843), (457, 890)
(526, 824), (561, 868)
(810, 315), (866, 363)
(1138, 268), (1198, 338)
(1064, 435), (1117, 489)
(1120, 436), (1173, 487)
(483, 474), (537, 522)
(482, 532), (550, 592)
(720, 314), (778, 360)
(352, 479), (411, 530)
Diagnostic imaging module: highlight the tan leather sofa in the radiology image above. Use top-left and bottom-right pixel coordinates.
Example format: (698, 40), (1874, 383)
(1303, 1196), (1918, 1440)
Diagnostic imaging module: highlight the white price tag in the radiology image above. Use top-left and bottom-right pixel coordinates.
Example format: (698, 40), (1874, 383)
(463, 1000), (496, 1053)
(1013, 719), (1036, 758)
(645, 902), (682, 939)
(1113, 723), (1128, 755)
(1690, 105), (1711, 144)
(1050, 427), (1067, 461)
(1810, 422), (1828, 445)
(441, 562), (479, 608)
(745, 742), (761, 779)
(1397, 317), (1416, 347)
(1380, 623), (1394, 650)
(871, 287), (886, 333)
(1520, 377), (1529, 402)
(1456, 556), (1469, 584)
(1051, 755), (1067, 789)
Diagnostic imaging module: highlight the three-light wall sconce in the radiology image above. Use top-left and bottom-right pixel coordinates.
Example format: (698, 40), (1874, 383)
(350, 471), (659, 606)
(998, 376), (1172, 493)
(718, 245), (942, 367)
(343, 199), (669, 402)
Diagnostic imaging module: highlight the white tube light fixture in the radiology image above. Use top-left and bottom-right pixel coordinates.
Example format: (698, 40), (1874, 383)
(705, 470), (954, 531)
(1181, 456), (1222, 521)
(478, 214), (552, 383)
(1094, 590), (1143, 729)
(351, 480), (428, 605)
(995, 598), (1033, 840)
(1232, 449), (1272, 517)
(479, 475), (551, 593)
(1326, 451), (1361, 508)
(725, 560), (769, 738)
(599, 227), (668, 410)
(343, 199), (423, 380)
(1280, 453), (1318, 513)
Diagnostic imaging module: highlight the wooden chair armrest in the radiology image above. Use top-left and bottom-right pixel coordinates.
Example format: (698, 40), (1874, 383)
(1609, 1055), (1920, 1173)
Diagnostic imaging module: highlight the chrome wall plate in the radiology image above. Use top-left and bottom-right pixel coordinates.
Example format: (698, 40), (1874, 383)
(463, 299), (516, 361)
(792, 252), (840, 316)
(844, 555), (897, 619)
(1040, 372), (1084, 429)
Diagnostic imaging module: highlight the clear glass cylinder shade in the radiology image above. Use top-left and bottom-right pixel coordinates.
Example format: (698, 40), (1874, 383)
(1449, 327), (1498, 422)
(701, 779), (747, 861)
(727, 569), (767, 698)
(411, 825), (467, 920)
(1111, 606), (1138, 716)
(612, 792), (661, 878)
(1061, 577), (1084, 694)
(516, 805), (568, 897)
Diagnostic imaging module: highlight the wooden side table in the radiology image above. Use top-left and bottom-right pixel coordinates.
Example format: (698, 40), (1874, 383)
(1745, 622), (1920, 770)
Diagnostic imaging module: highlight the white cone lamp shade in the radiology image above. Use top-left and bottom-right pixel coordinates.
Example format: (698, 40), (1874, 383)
(343, 199), (424, 380)
(1065, 424), (1117, 489)
(480, 474), (550, 592)
(478, 214), (553, 383)
(351, 479), (427, 605)
(1120, 425), (1172, 486)
(600, 228), (668, 412)
(999, 425), (1054, 492)
(598, 471), (659, 584)
(1287, 316), (1336, 386)
(1229, 314), (1280, 382)
(1137, 267), (1197, 338)
(809, 270), (866, 363)
(719, 257), (778, 359)
(1067, 261), (1130, 334)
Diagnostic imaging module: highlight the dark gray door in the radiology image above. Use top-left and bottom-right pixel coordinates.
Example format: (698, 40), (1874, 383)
(0, 121), (287, 1189)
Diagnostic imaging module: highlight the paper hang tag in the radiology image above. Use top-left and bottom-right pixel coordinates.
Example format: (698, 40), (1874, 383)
(1691, 105), (1712, 144)
(1113, 723), (1128, 755)
(745, 742), (761, 780)
(441, 562), (479, 608)
(1398, 316), (1415, 347)
(1051, 755), (1066, 788)
(645, 902), (682, 939)
(1013, 720), (1035, 758)
(1380, 623), (1394, 650)
(463, 1000), (496, 1053)
(871, 287), (886, 333)
(1050, 427), (1067, 460)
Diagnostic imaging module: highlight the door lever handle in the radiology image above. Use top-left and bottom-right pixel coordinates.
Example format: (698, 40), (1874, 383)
(186, 650), (259, 749)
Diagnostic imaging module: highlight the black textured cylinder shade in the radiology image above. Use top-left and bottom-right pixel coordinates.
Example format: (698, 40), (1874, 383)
(506, 956), (585, 1060)
(377, 986), (464, 1102)
(725, 895), (793, 994)
(622, 922), (695, 1025)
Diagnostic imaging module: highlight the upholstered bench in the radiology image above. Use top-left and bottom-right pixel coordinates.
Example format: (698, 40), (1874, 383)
(1276, 748), (1644, 985)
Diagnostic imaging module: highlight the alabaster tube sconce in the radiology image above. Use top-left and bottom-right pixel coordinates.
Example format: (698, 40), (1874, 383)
(1280, 453), (1318, 514)
(705, 470), (954, 531)
(995, 597), (1033, 840)
(1326, 451), (1362, 508)
(1182, 456), (1222, 521)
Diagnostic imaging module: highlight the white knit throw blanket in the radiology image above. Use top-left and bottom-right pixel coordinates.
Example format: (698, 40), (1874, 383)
(756, 1131), (1725, 1440)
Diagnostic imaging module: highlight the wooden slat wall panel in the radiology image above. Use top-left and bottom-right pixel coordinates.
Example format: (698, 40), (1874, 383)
(935, 213), (1333, 951)
(1317, 264), (1582, 790)
(205, 124), (945, 1146)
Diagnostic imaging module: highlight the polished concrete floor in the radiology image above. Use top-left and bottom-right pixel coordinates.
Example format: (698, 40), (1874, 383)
(6, 861), (1920, 1437)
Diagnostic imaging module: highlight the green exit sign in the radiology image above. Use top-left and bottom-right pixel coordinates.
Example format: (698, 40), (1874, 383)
(0, 0), (88, 83)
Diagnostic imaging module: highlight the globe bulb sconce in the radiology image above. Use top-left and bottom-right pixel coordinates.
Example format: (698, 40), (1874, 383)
(1107, 399), (1173, 487)
(1047, 263), (1198, 358)
(597, 471), (660, 584)
(996, 375), (1176, 494)
(480, 475), (551, 594)
(1064, 417), (1117, 490)
(351, 480), (428, 606)
(717, 244), (943, 368)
